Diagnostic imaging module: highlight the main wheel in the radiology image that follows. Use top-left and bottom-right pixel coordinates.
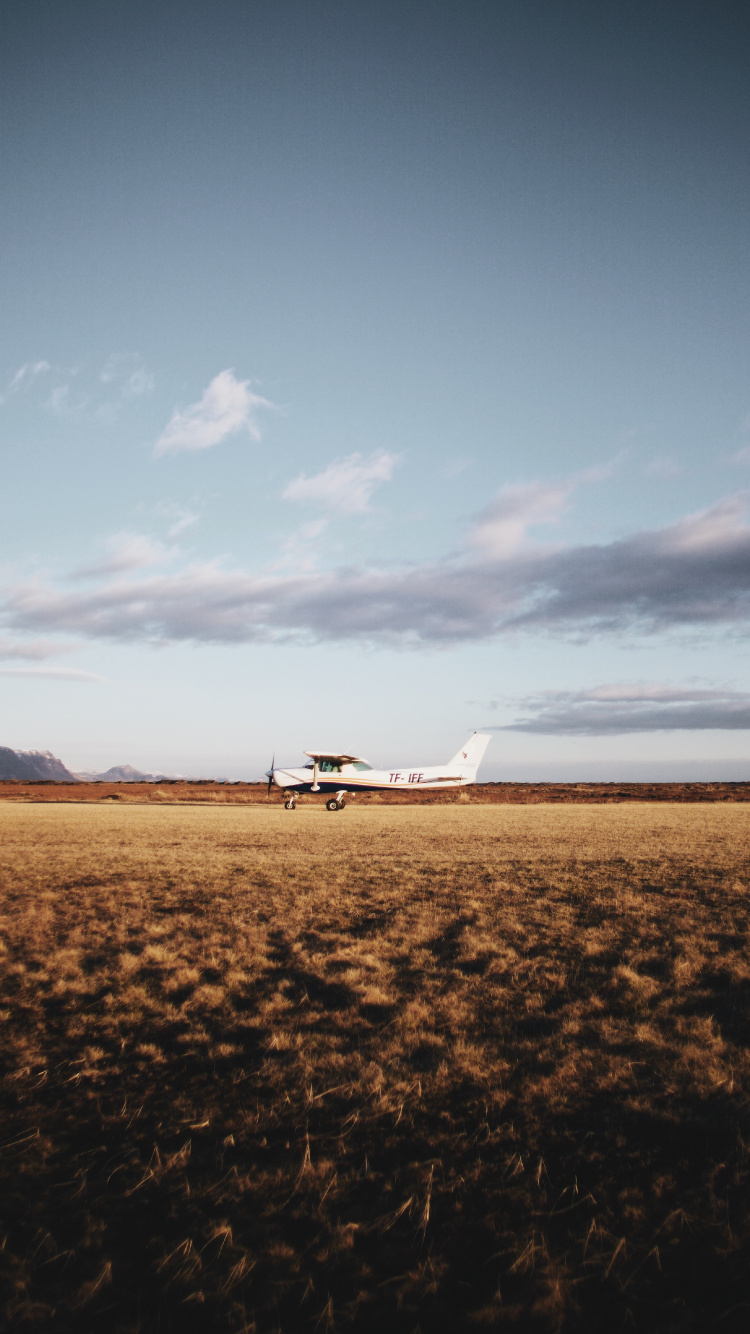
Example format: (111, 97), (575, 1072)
(326, 798), (339, 812)
(284, 799), (296, 810)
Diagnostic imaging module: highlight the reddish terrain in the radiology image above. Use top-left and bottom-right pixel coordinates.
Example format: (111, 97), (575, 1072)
(0, 779), (748, 804)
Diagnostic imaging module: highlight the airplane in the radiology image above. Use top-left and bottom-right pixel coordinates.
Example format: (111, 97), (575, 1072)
(265, 732), (491, 810)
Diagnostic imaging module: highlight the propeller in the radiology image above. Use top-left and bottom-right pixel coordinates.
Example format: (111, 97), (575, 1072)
(265, 756), (275, 798)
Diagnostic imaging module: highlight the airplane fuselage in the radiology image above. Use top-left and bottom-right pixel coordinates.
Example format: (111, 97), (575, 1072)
(271, 761), (475, 794)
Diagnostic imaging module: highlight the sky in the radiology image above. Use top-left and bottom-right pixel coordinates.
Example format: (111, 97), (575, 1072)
(2, 0), (750, 780)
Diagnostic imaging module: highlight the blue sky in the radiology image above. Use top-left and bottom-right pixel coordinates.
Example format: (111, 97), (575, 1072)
(2, 0), (750, 779)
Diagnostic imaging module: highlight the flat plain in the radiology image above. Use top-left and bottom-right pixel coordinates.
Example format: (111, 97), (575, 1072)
(1, 802), (749, 1332)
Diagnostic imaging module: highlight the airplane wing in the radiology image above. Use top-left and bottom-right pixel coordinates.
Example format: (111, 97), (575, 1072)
(304, 751), (368, 764)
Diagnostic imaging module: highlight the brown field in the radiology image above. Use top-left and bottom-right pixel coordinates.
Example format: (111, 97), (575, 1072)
(1, 803), (749, 1332)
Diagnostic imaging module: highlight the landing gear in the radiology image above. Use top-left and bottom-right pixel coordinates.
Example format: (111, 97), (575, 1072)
(326, 797), (346, 812)
(284, 797), (296, 810)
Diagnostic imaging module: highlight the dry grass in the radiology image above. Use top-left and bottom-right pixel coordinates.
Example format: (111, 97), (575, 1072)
(1, 803), (749, 1332)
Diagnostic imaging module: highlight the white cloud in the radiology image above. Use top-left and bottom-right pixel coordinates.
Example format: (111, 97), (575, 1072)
(47, 383), (88, 416)
(443, 458), (470, 478)
(153, 503), (199, 539)
(154, 370), (272, 456)
(283, 451), (398, 514)
(0, 360), (50, 405)
(99, 353), (154, 404)
(0, 636), (71, 661)
(2, 356), (153, 417)
(124, 367), (154, 398)
(655, 492), (750, 555)
(574, 684), (716, 701)
(8, 360), (50, 392)
(467, 480), (572, 557)
(0, 668), (108, 682)
(274, 518), (331, 572)
(645, 456), (682, 478)
(71, 533), (174, 580)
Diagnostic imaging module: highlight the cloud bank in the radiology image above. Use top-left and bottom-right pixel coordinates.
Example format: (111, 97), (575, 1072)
(3, 491), (750, 648)
(154, 370), (272, 456)
(500, 684), (750, 734)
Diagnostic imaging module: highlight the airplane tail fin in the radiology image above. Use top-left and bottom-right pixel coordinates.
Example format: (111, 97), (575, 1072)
(447, 732), (492, 777)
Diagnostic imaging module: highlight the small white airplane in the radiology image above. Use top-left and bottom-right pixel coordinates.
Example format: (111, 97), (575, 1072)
(265, 732), (491, 809)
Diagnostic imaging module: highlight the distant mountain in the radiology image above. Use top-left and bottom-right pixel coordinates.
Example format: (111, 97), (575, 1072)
(73, 764), (171, 782)
(0, 747), (79, 782)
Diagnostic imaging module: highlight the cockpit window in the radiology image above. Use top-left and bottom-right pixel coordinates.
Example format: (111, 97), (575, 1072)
(352, 761), (372, 771)
(318, 759), (342, 773)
